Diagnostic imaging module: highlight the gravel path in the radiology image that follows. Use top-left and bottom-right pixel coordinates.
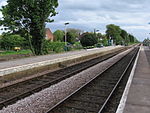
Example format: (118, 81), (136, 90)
(0, 47), (133, 113)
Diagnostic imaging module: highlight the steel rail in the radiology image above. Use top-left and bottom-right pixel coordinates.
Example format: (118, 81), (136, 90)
(45, 47), (139, 113)
(0, 48), (126, 110)
(45, 46), (139, 113)
(98, 47), (139, 113)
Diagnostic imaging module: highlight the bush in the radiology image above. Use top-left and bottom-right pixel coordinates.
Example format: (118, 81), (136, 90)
(0, 35), (26, 50)
(53, 30), (64, 42)
(80, 33), (98, 47)
(43, 40), (65, 54)
(102, 38), (109, 46)
(73, 42), (83, 50)
(143, 38), (150, 46)
(65, 32), (76, 44)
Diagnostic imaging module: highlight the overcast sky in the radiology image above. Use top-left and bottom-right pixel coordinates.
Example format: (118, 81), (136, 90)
(1, 0), (150, 41)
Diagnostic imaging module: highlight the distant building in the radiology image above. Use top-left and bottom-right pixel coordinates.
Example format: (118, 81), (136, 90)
(45, 28), (54, 41)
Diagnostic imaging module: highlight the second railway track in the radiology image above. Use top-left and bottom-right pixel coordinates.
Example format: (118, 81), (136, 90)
(45, 46), (139, 113)
(0, 47), (128, 110)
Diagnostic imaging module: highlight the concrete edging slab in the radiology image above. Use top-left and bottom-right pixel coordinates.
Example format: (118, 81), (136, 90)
(115, 46), (141, 113)
(0, 47), (121, 76)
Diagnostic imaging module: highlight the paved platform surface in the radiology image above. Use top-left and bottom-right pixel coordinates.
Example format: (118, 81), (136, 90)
(123, 46), (150, 113)
(0, 46), (121, 70)
(0, 47), (108, 69)
(0, 46), (124, 77)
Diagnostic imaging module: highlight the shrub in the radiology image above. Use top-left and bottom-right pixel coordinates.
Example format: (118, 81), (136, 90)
(143, 38), (150, 46)
(53, 30), (64, 42)
(73, 42), (83, 50)
(42, 40), (65, 54)
(80, 33), (98, 47)
(102, 38), (109, 46)
(0, 35), (26, 50)
(65, 32), (77, 44)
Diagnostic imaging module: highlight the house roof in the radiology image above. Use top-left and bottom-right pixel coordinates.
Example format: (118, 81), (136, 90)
(45, 28), (54, 41)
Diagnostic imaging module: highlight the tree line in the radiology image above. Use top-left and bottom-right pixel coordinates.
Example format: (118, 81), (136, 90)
(143, 38), (150, 46)
(106, 24), (138, 45)
(53, 24), (138, 47)
(0, 0), (139, 55)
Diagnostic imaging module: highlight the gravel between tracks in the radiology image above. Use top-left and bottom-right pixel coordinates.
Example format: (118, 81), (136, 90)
(0, 48), (133, 113)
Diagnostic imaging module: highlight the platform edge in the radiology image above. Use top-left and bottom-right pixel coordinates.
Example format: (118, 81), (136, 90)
(115, 46), (141, 113)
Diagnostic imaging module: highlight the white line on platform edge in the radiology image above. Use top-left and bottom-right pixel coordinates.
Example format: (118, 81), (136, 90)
(0, 47), (119, 76)
(115, 46), (141, 113)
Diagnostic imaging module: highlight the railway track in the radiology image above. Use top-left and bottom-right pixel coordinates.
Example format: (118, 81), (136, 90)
(45, 47), (139, 113)
(0, 47), (128, 110)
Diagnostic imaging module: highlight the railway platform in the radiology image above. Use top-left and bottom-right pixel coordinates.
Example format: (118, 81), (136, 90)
(117, 46), (150, 113)
(0, 46), (122, 77)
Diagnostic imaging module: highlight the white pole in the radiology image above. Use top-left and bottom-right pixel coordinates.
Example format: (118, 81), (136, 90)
(64, 22), (69, 46)
(65, 25), (67, 46)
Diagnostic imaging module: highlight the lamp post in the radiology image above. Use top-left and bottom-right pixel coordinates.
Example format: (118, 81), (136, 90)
(96, 30), (99, 32)
(64, 22), (69, 46)
(94, 29), (99, 34)
(94, 29), (99, 37)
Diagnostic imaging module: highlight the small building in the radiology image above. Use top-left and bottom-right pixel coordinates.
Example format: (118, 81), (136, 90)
(45, 28), (54, 41)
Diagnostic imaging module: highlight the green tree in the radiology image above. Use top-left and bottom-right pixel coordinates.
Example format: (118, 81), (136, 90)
(129, 34), (135, 43)
(96, 33), (103, 41)
(143, 38), (150, 46)
(106, 24), (122, 45)
(121, 30), (129, 45)
(67, 28), (82, 37)
(0, 35), (26, 50)
(0, 35), (3, 49)
(116, 35), (123, 45)
(65, 32), (76, 44)
(80, 33), (98, 47)
(53, 30), (64, 42)
(102, 38), (108, 46)
(0, 0), (58, 55)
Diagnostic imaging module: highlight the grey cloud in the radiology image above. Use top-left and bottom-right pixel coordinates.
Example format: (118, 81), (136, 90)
(59, 0), (150, 13)
(0, 0), (149, 41)
(0, 0), (7, 8)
